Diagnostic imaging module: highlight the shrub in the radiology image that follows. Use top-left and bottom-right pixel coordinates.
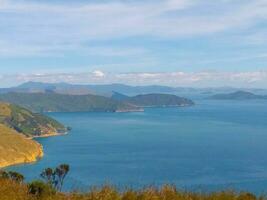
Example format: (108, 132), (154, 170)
(28, 180), (56, 197)
(8, 171), (24, 183)
(0, 170), (24, 183)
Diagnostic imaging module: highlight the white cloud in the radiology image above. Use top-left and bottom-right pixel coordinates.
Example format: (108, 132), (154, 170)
(92, 70), (105, 78)
(2, 70), (267, 88)
(0, 0), (267, 56)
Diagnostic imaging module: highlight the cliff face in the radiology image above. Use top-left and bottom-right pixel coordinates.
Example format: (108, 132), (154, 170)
(0, 124), (43, 168)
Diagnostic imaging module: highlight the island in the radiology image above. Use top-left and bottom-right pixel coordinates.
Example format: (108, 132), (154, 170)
(0, 102), (67, 168)
(210, 91), (267, 100)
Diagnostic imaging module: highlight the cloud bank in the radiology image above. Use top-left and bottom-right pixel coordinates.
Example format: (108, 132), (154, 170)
(2, 70), (267, 88)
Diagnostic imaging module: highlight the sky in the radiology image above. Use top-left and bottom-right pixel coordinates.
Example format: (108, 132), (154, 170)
(0, 0), (267, 88)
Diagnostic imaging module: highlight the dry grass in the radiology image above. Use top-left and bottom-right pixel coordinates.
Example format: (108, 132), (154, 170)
(0, 124), (43, 168)
(0, 102), (11, 117)
(0, 179), (263, 200)
(0, 178), (34, 200)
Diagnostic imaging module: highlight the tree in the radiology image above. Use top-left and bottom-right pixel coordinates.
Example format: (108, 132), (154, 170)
(40, 167), (53, 184)
(40, 164), (70, 191)
(55, 164), (70, 191)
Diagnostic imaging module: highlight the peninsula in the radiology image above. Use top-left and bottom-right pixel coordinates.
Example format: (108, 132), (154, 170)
(0, 102), (67, 168)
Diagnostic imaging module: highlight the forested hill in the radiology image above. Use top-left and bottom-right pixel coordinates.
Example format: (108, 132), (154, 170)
(112, 93), (194, 107)
(0, 102), (67, 137)
(0, 93), (141, 113)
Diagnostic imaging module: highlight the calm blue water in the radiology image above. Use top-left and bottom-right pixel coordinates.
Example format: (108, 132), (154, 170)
(7, 100), (267, 193)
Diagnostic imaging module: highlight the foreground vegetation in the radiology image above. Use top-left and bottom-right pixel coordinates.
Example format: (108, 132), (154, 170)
(0, 165), (264, 200)
(0, 178), (263, 200)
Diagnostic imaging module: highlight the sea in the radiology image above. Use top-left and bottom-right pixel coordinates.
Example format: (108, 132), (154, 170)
(7, 99), (267, 193)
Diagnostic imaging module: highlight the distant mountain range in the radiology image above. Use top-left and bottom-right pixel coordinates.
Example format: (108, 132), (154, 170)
(0, 81), (177, 96)
(0, 88), (194, 113)
(1, 81), (267, 112)
(210, 91), (267, 100)
(3, 81), (267, 97)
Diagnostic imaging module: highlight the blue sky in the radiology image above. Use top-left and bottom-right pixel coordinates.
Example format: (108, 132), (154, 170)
(0, 0), (267, 87)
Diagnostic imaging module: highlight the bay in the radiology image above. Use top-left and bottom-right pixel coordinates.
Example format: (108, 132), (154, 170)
(8, 100), (267, 193)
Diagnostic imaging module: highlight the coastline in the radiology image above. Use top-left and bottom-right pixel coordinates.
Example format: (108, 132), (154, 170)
(0, 142), (44, 169)
(29, 131), (68, 139)
(0, 131), (67, 169)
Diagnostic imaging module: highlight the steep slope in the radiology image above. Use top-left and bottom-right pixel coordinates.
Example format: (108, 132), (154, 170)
(0, 124), (43, 168)
(0, 102), (67, 137)
(0, 93), (141, 113)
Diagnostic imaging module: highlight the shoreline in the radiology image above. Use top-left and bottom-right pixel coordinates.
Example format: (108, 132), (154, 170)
(0, 143), (44, 169)
(28, 131), (68, 139)
(0, 131), (68, 169)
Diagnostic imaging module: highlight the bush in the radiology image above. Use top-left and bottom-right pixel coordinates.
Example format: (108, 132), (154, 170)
(0, 170), (24, 182)
(28, 180), (56, 197)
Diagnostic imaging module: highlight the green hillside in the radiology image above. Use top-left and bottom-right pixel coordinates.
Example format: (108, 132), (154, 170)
(122, 93), (194, 107)
(0, 93), (141, 113)
(0, 102), (67, 137)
